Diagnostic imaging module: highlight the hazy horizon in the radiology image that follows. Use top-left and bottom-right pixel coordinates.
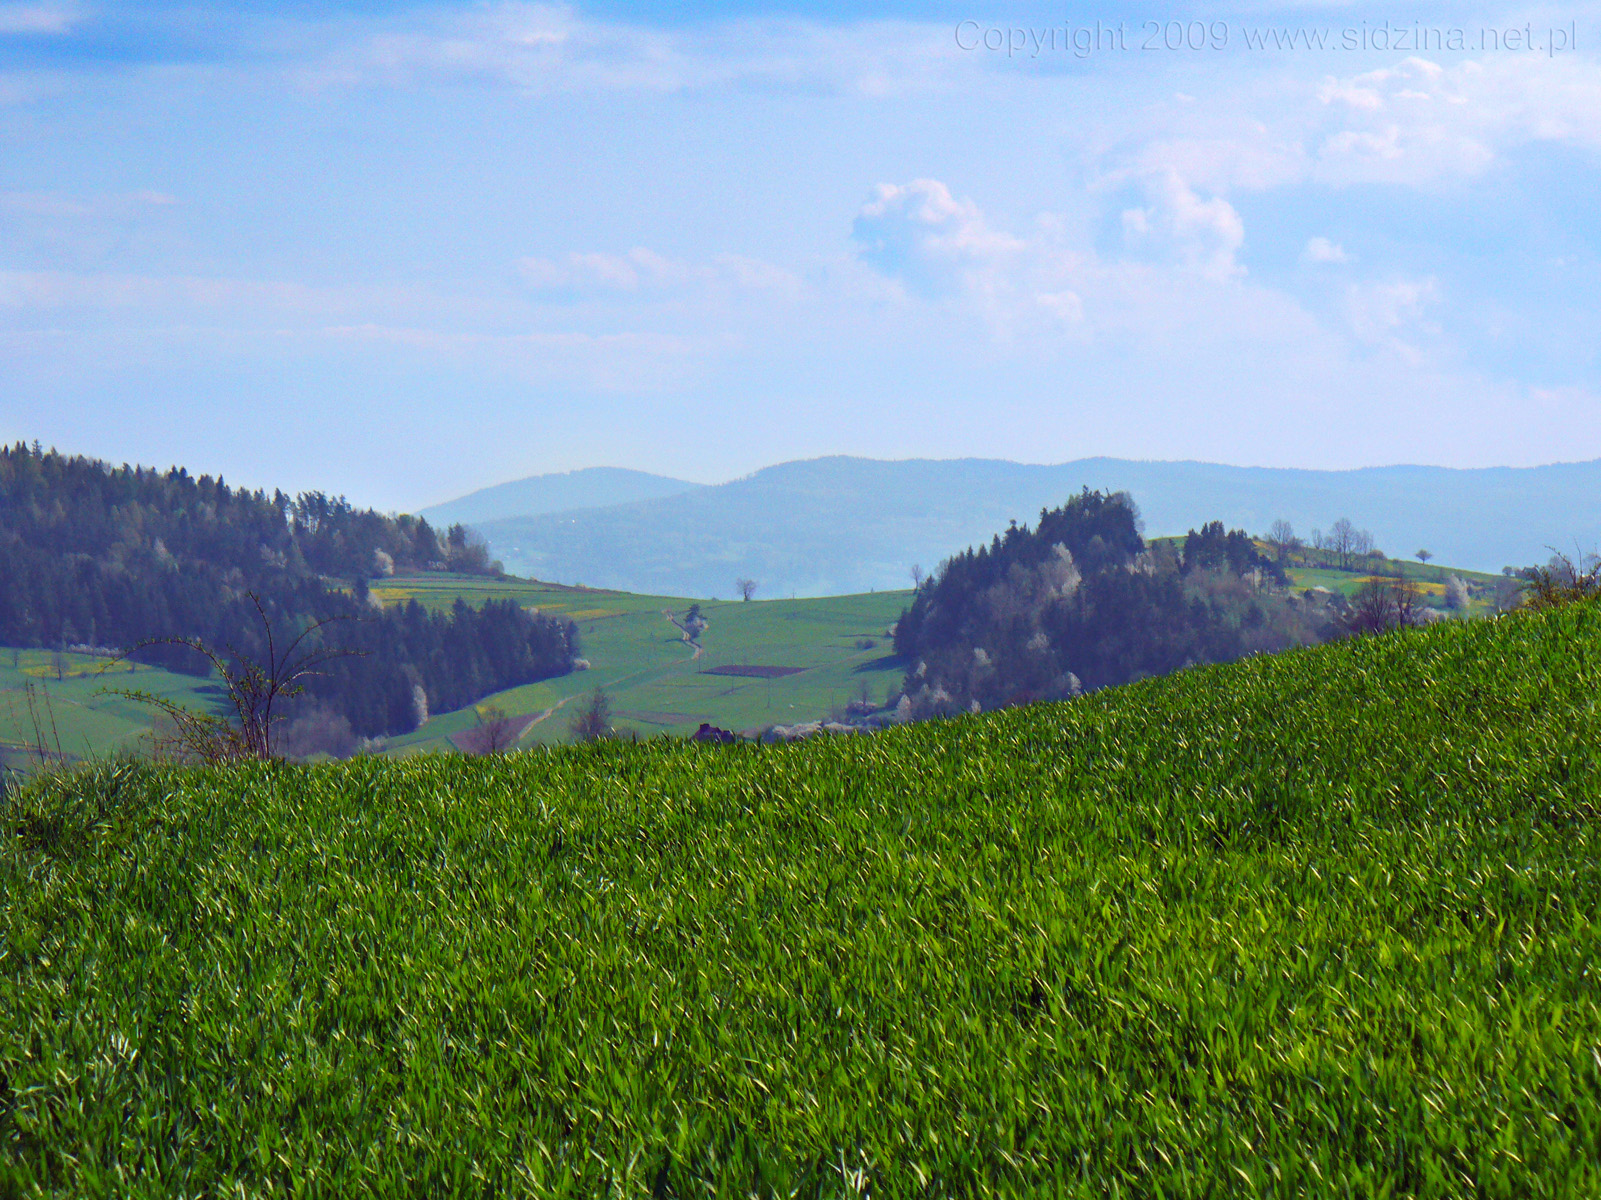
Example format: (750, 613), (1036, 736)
(420, 449), (1601, 518)
(4, 0), (1599, 512)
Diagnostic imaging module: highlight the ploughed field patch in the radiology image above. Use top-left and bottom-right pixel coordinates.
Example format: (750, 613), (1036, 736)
(447, 711), (538, 754)
(698, 664), (807, 678)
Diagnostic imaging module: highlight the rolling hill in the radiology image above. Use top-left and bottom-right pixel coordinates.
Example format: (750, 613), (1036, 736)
(419, 466), (700, 528)
(6, 600), (1601, 1192)
(456, 455), (1601, 597)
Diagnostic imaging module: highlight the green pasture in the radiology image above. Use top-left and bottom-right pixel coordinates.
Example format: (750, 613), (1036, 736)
(0, 649), (219, 777)
(374, 575), (909, 748)
(0, 553), (1522, 764)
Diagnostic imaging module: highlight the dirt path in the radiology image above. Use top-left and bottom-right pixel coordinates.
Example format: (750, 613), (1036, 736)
(662, 611), (703, 660)
(526, 692), (579, 729)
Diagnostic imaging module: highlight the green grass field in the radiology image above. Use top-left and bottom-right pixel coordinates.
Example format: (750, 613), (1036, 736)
(0, 650), (221, 778)
(0, 551), (1521, 765)
(0, 579), (909, 765)
(1284, 561), (1504, 605)
(6, 601), (1601, 1194)
(372, 575), (909, 750)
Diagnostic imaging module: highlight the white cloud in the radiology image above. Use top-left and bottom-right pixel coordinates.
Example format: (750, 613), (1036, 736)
(298, 4), (967, 98)
(519, 247), (802, 300)
(849, 176), (1293, 346)
(1088, 49), (1601, 199)
(1120, 170), (1246, 281)
(0, 190), (178, 217)
(0, 268), (446, 318)
(319, 323), (719, 391)
(1344, 276), (1441, 363)
(1302, 236), (1350, 264)
(0, 2), (80, 35)
(851, 179), (1024, 298)
(1312, 54), (1601, 184)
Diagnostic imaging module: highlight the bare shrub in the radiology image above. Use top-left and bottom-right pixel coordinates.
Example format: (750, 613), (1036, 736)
(474, 703), (520, 756)
(1346, 574), (1422, 634)
(1523, 550), (1601, 611)
(569, 687), (612, 743)
(105, 594), (357, 763)
(1348, 578), (1396, 634)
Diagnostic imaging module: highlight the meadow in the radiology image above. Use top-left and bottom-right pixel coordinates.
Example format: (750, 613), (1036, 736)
(370, 575), (909, 750)
(4, 600), (1600, 1194)
(0, 579), (909, 769)
(0, 650), (218, 774)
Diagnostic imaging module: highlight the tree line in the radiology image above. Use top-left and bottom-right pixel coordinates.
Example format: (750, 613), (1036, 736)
(0, 443), (578, 739)
(892, 490), (1340, 717)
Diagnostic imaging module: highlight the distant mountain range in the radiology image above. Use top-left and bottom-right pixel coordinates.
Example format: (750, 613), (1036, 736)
(431, 456), (1601, 598)
(420, 466), (700, 527)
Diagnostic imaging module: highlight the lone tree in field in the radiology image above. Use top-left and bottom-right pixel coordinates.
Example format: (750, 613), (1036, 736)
(569, 686), (612, 743)
(1416, 549), (1433, 565)
(736, 577), (758, 602)
(909, 564), (925, 590)
(474, 702), (519, 755)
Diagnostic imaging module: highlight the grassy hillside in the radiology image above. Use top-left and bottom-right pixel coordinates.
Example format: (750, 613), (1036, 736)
(6, 603), (1601, 1194)
(0, 650), (218, 777)
(0, 578), (908, 765)
(371, 575), (908, 748)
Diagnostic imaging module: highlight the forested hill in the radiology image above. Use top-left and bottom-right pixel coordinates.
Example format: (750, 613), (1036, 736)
(892, 489), (1336, 716)
(0, 443), (579, 739)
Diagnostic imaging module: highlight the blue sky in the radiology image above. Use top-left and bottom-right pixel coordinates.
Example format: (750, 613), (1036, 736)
(2, 0), (1599, 510)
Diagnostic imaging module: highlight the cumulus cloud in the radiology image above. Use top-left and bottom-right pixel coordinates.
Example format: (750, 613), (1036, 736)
(1120, 170), (1246, 281)
(1312, 54), (1601, 184)
(851, 179), (1024, 298)
(1344, 276), (1441, 362)
(1090, 50), (1601, 200)
(1302, 236), (1350, 265)
(847, 175), (1299, 348)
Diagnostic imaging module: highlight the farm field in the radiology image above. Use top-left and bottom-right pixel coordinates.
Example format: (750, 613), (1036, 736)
(0, 649), (219, 777)
(372, 574), (909, 750)
(5, 600), (1601, 1193)
(1285, 560), (1504, 603)
(0, 578), (909, 767)
(0, 553), (1517, 767)
(1133, 537), (1506, 608)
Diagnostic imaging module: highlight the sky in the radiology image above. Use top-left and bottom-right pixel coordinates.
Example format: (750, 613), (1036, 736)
(1, 0), (1599, 511)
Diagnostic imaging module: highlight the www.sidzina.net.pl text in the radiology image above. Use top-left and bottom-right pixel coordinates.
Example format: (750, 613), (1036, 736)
(955, 20), (1579, 58)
